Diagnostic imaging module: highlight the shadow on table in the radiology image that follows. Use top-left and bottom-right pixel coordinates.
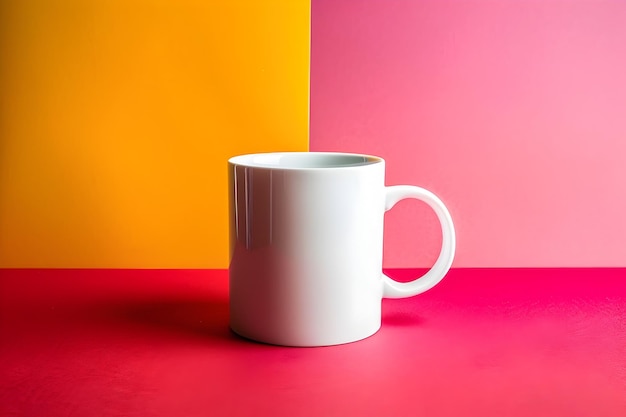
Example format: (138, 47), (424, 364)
(381, 306), (425, 327)
(73, 294), (249, 345)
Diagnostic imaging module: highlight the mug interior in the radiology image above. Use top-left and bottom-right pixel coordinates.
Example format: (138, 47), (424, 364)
(229, 152), (381, 169)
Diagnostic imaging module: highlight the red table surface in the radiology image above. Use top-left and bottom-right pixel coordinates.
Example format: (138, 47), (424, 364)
(1, 268), (625, 416)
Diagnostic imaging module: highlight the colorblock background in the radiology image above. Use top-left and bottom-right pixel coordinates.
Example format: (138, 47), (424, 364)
(2, 0), (626, 269)
(310, 0), (626, 267)
(0, 0), (309, 268)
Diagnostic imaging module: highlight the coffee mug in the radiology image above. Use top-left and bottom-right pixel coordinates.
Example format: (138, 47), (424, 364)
(228, 152), (455, 346)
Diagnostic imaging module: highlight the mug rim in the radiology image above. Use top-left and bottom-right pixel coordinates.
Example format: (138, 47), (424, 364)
(228, 152), (384, 170)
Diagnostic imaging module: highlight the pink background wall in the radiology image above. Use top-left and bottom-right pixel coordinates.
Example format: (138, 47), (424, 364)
(310, 0), (626, 267)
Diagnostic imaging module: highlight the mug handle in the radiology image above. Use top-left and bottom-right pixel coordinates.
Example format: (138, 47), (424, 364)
(382, 185), (456, 299)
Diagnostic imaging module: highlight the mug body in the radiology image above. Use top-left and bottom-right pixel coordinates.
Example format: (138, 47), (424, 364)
(228, 153), (386, 346)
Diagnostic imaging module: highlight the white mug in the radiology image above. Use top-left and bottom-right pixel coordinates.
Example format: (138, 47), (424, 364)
(228, 152), (455, 346)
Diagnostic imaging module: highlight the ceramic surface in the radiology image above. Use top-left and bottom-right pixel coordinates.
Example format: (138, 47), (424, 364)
(228, 152), (455, 346)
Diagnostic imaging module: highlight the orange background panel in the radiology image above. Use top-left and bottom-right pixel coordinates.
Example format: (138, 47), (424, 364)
(0, 0), (310, 268)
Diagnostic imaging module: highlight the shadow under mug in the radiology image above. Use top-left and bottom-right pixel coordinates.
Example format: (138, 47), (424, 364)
(228, 152), (455, 346)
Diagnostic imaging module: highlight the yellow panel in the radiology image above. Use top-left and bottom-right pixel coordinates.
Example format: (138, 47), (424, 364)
(0, 0), (310, 268)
